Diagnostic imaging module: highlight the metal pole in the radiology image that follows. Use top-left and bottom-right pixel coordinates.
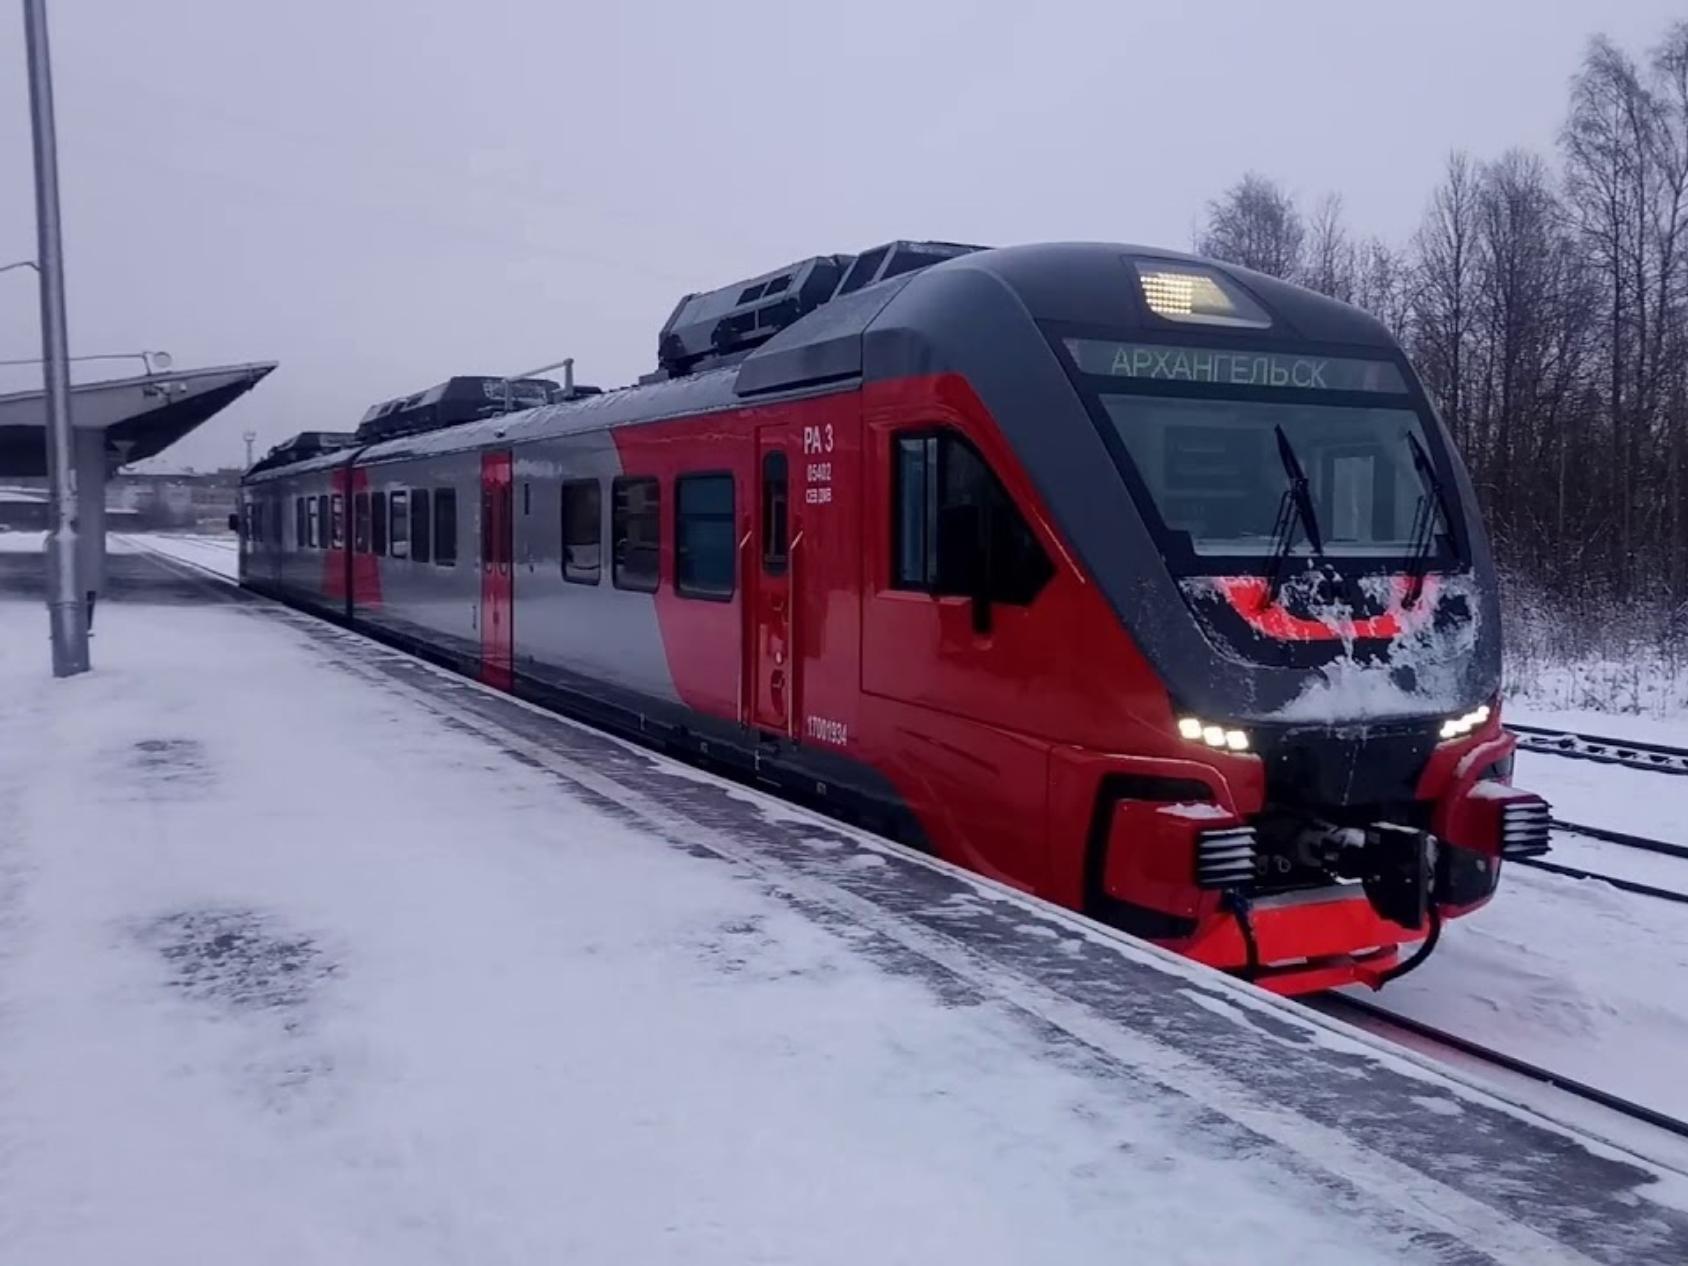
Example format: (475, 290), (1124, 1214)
(23, 0), (88, 676)
(501, 356), (578, 408)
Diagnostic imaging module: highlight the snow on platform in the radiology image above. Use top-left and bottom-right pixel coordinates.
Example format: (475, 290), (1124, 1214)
(118, 530), (240, 581)
(2, 555), (1687, 1264)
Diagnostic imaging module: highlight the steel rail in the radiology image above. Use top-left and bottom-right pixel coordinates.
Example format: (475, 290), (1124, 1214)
(1510, 854), (1688, 905)
(1325, 994), (1688, 1141)
(1553, 818), (1688, 860)
(1510, 722), (1688, 775)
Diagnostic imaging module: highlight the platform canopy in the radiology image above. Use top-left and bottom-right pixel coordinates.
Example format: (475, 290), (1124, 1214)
(0, 360), (276, 476)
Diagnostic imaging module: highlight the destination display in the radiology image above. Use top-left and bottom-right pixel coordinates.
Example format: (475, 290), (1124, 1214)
(1065, 339), (1408, 394)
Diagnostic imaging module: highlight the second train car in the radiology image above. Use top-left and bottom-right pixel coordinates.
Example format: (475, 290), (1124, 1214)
(238, 240), (1550, 994)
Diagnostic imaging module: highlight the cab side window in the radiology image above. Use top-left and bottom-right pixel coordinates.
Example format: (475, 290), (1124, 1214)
(892, 431), (1052, 605)
(761, 452), (789, 574)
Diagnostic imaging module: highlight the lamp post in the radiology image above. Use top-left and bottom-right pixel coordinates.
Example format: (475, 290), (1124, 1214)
(22, 0), (88, 676)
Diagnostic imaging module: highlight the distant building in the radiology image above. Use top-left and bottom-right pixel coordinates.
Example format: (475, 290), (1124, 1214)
(1, 470), (239, 531)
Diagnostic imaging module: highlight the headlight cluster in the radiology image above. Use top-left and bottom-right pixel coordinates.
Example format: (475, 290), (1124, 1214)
(1440, 704), (1492, 741)
(1178, 717), (1250, 752)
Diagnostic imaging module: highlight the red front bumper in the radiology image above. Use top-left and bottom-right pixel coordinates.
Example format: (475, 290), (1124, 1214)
(1067, 721), (1548, 996)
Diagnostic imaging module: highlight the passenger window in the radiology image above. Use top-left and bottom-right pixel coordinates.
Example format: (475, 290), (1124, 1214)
(612, 476), (660, 592)
(411, 489), (432, 563)
(371, 491), (387, 556)
(676, 473), (735, 600)
(561, 479), (601, 585)
(295, 498), (307, 551)
(891, 431), (1053, 605)
(761, 452), (788, 574)
(434, 487), (457, 565)
(330, 494), (344, 548)
(390, 490), (409, 558)
(354, 492), (371, 553)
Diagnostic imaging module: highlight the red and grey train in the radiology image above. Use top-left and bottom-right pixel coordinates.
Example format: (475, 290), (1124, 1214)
(238, 240), (1550, 995)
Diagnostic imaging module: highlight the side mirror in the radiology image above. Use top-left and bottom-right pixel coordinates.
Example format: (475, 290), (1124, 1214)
(228, 512), (240, 534)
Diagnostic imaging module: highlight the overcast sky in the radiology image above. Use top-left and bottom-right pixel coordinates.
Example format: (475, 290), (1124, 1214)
(2, 0), (1683, 472)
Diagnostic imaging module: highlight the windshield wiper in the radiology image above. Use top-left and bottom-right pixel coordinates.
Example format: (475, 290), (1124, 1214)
(1263, 424), (1325, 607)
(1403, 431), (1452, 609)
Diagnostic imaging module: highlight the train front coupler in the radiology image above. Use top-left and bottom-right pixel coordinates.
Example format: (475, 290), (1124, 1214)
(1295, 819), (1436, 931)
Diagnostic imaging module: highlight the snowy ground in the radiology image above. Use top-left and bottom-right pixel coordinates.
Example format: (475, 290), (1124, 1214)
(11, 584), (1317, 1263)
(130, 540), (1688, 1138)
(1510, 704), (1688, 748)
(1351, 860), (1688, 1121)
(117, 530), (239, 580)
(1344, 747), (1688, 1128)
(6, 550), (1687, 1263)
(130, 538), (1688, 1125)
(1514, 748), (1688, 841)
(0, 530), (49, 555)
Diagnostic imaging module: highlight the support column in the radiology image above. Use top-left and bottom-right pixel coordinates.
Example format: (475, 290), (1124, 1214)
(25, 0), (88, 674)
(73, 426), (105, 614)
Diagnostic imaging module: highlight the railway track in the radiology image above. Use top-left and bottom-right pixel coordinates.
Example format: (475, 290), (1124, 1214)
(1324, 994), (1688, 1142)
(1505, 819), (1688, 906)
(1497, 722), (1688, 899)
(1510, 720), (1688, 775)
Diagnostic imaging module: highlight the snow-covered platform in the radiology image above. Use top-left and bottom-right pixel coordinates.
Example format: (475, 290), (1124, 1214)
(2, 549), (1686, 1265)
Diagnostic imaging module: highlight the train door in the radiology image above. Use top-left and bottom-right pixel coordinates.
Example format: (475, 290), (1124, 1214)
(480, 450), (514, 690)
(748, 428), (795, 734)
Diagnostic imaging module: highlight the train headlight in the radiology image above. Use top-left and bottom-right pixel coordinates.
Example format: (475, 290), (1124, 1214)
(1177, 717), (1251, 753)
(1133, 261), (1272, 329)
(1439, 703), (1492, 741)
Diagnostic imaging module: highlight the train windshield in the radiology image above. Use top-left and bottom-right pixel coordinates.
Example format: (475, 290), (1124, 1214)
(1062, 338), (1461, 574)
